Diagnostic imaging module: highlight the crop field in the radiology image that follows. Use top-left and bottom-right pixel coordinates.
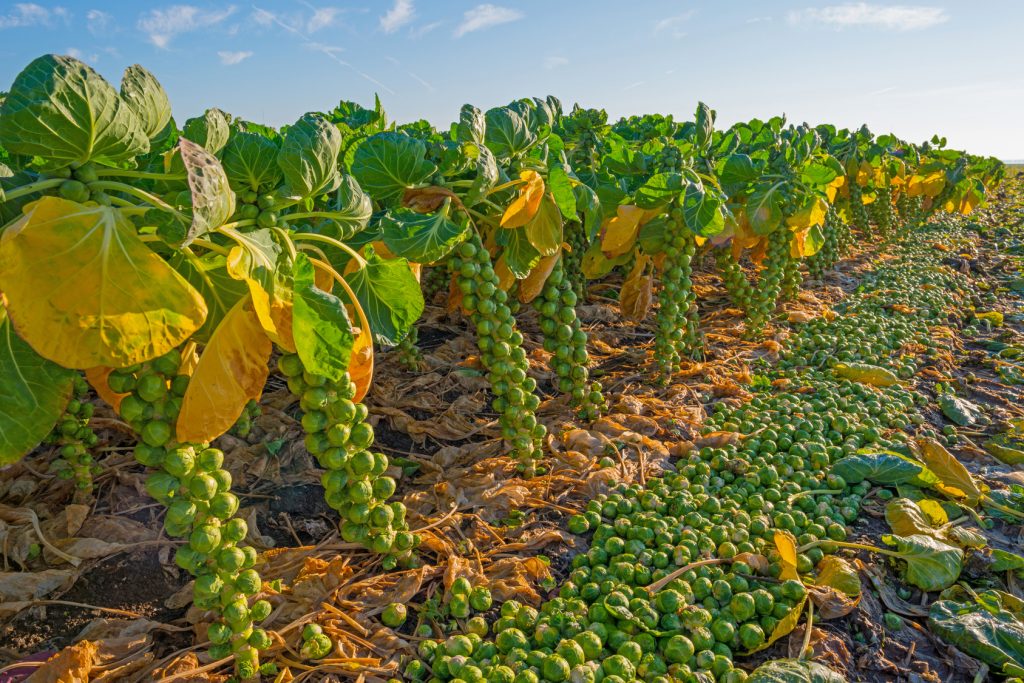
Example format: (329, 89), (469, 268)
(1, 53), (1024, 683)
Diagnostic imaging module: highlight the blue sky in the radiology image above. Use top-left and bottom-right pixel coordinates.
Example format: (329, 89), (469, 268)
(1, 1), (1021, 159)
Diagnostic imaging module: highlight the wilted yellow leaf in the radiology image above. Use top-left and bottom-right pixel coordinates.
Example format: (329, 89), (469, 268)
(0, 197), (207, 369)
(601, 205), (645, 257)
(518, 252), (561, 304)
(857, 160), (873, 187)
(620, 254), (652, 321)
(525, 193), (562, 256)
(500, 170), (545, 228)
(494, 255), (516, 292)
(786, 197), (827, 230)
(177, 295), (271, 443)
(225, 232), (294, 352)
(349, 326), (374, 403)
(826, 175), (845, 203)
(922, 172), (945, 198)
(774, 530), (801, 581)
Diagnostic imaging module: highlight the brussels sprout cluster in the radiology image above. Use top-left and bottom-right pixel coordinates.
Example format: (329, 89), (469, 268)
(46, 374), (99, 498)
(807, 209), (851, 279)
(110, 352), (271, 679)
(534, 259), (605, 420)
(779, 250), (802, 303)
(396, 326), (425, 372)
(899, 194), (925, 229)
(278, 353), (416, 567)
(447, 577), (494, 619)
(715, 249), (753, 313)
(563, 221), (587, 301)
(450, 235), (546, 476)
(423, 265), (451, 304)
(235, 191), (284, 232)
(848, 182), (872, 236)
(54, 163), (111, 205)
(654, 216), (697, 383)
(871, 186), (896, 239)
(746, 228), (789, 333)
(655, 139), (682, 173)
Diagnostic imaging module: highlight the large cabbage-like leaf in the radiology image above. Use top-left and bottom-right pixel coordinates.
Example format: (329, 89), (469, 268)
(380, 206), (469, 264)
(456, 104), (485, 144)
(179, 137), (235, 246)
(183, 108), (230, 155)
(682, 182), (726, 236)
(222, 131), (282, 193)
(635, 172), (684, 209)
(344, 247), (424, 346)
(351, 132), (436, 204)
(747, 659), (845, 683)
(830, 451), (938, 487)
(882, 533), (964, 592)
(325, 174), (373, 238)
(484, 107), (536, 159)
(120, 64), (172, 140)
(277, 112), (342, 199)
(293, 254), (354, 382)
(929, 593), (1024, 675)
(0, 54), (149, 167)
(0, 197), (207, 368)
(0, 315), (76, 465)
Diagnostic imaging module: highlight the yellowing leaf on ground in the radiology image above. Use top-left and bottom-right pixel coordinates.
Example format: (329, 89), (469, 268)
(0, 197), (207, 368)
(518, 252), (561, 304)
(774, 530), (801, 581)
(916, 437), (985, 505)
(349, 326), (374, 403)
(600, 205), (645, 257)
(500, 170), (545, 228)
(620, 254), (652, 321)
(177, 295), (271, 443)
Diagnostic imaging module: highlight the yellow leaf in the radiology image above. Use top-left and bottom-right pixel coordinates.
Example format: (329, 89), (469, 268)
(826, 175), (845, 203)
(744, 596), (807, 654)
(518, 252), (561, 304)
(600, 205), (645, 257)
(524, 193), (563, 256)
(922, 172), (945, 198)
(958, 191), (981, 215)
(774, 530), (800, 581)
(225, 235), (295, 352)
(786, 197), (827, 230)
(494, 255), (516, 292)
(0, 197), (207, 369)
(916, 437), (985, 505)
(857, 161), (873, 187)
(918, 499), (949, 526)
(500, 170), (545, 228)
(582, 241), (628, 279)
(177, 295), (271, 443)
(349, 326), (374, 403)
(620, 254), (653, 321)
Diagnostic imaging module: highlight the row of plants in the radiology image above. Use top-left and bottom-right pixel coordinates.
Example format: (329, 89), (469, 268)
(0, 53), (1003, 677)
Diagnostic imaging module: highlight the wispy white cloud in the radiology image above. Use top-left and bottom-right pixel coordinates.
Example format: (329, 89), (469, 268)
(407, 71), (434, 91)
(869, 85), (897, 96)
(251, 5), (394, 94)
(380, 0), (414, 33)
(138, 5), (237, 48)
(454, 4), (522, 38)
(787, 3), (947, 31)
(306, 6), (342, 32)
(410, 20), (441, 38)
(86, 8), (111, 34)
(0, 3), (68, 29)
(218, 49), (252, 64)
(623, 80), (645, 91)
(654, 10), (695, 38)
(544, 56), (568, 70)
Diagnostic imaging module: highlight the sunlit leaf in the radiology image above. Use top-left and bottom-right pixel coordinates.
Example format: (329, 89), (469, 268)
(601, 205), (645, 257)
(292, 254), (354, 382)
(518, 252), (560, 304)
(917, 437), (985, 505)
(277, 112), (342, 199)
(349, 325), (374, 403)
(351, 131), (436, 204)
(525, 193), (562, 256)
(170, 252), (249, 344)
(183, 107), (230, 155)
(179, 137), (235, 246)
(547, 165), (577, 219)
(344, 247), (424, 346)
(620, 254), (652, 321)
(225, 228), (295, 351)
(774, 530), (800, 581)
(119, 64), (172, 141)
(380, 204), (469, 264)
(0, 197), (207, 368)
(881, 533), (963, 592)
(501, 170), (545, 228)
(177, 295), (271, 443)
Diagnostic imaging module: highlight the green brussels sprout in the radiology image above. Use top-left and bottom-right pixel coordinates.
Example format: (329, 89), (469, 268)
(209, 492), (240, 520)
(381, 602), (407, 628)
(250, 599), (273, 622)
(248, 628), (273, 649)
(236, 568), (262, 595)
(189, 524), (222, 554)
(207, 621), (232, 645)
(145, 472), (180, 503)
(222, 518), (248, 544)
(300, 633), (333, 659)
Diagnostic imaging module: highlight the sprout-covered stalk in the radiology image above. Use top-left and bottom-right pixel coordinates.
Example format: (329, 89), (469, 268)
(47, 375), (99, 502)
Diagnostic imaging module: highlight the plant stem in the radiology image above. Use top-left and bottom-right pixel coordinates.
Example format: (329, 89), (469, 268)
(797, 539), (896, 558)
(87, 180), (181, 216)
(94, 168), (186, 181)
(291, 232), (366, 268)
(4, 178), (64, 201)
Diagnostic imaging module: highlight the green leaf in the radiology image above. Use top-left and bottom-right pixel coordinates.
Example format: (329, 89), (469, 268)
(548, 165), (577, 219)
(344, 247), (424, 346)
(170, 252), (249, 344)
(991, 549), (1024, 572)
(929, 594), (1024, 674)
(119, 64), (172, 141)
(938, 393), (984, 427)
(574, 183), (602, 241)
(222, 131), (282, 193)
(748, 181), (786, 235)
(183, 108), (230, 155)
(882, 534), (963, 592)
(499, 227), (541, 279)
(277, 112), (342, 199)
(179, 137), (235, 246)
(380, 205), (469, 264)
(456, 104), (484, 144)
(464, 142), (498, 207)
(0, 315), (76, 466)
(801, 162), (839, 187)
(716, 153), (758, 190)
(803, 223), (825, 257)
(323, 174), (373, 239)
(831, 451), (938, 487)
(351, 132), (436, 204)
(0, 54), (149, 168)
(635, 172), (683, 210)
(681, 182), (725, 236)
(484, 107), (536, 159)
(747, 659), (846, 683)
(292, 253), (354, 381)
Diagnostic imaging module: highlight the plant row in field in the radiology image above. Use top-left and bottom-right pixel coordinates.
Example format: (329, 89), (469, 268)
(0, 53), (1004, 678)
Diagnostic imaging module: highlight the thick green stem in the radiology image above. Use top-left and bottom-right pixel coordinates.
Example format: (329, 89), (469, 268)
(94, 168), (186, 181)
(87, 180), (182, 216)
(4, 178), (65, 201)
(291, 232), (366, 267)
